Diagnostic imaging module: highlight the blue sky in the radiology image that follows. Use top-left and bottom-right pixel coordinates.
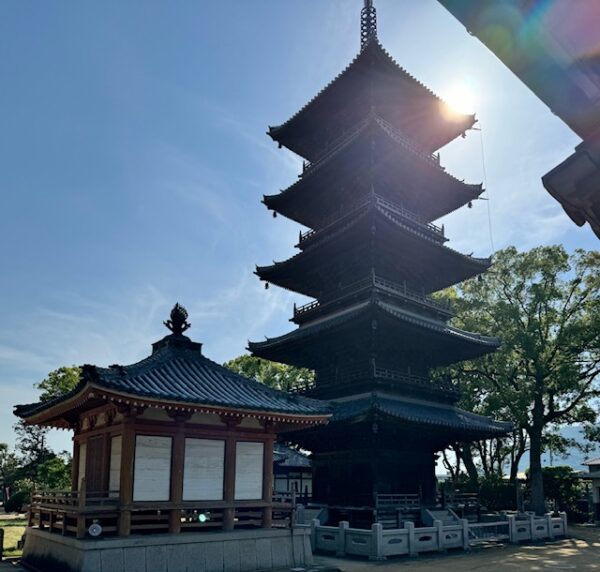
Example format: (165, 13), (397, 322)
(0, 0), (597, 454)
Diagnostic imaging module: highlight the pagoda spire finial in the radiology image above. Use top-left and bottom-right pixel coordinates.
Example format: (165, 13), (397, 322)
(361, 0), (377, 48)
(164, 303), (191, 335)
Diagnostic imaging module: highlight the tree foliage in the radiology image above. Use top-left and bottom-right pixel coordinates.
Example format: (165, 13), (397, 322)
(224, 355), (314, 392)
(445, 246), (600, 514)
(35, 366), (81, 402)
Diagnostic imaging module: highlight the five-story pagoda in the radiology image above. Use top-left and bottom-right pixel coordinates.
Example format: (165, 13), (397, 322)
(250, 0), (510, 510)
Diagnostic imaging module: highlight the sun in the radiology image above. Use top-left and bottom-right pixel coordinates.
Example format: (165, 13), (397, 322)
(444, 82), (477, 115)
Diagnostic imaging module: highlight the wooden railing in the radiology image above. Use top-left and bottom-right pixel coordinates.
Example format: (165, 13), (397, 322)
(375, 493), (421, 510)
(298, 193), (444, 246)
(293, 273), (453, 322)
(27, 484), (293, 539)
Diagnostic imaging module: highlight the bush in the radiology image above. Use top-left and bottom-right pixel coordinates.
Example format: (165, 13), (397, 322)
(4, 490), (30, 513)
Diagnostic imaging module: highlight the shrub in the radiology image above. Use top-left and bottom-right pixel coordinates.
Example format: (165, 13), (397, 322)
(4, 490), (30, 513)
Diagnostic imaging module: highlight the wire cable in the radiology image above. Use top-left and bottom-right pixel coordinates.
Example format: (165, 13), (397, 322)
(477, 124), (496, 254)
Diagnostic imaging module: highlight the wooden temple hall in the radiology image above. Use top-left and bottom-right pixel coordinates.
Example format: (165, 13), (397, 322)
(15, 305), (330, 571)
(249, 0), (510, 516)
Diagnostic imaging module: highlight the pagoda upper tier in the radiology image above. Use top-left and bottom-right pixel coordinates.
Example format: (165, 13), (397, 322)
(256, 194), (491, 298)
(268, 40), (475, 162)
(264, 114), (483, 229)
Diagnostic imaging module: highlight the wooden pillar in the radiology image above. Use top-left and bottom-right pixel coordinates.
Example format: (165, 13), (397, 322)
(223, 436), (236, 531)
(262, 437), (274, 528)
(76, 478), (87, 539)
(100, 430), (111, 492)
(118, 412), (136, 536)
(168, 417), (188, 534)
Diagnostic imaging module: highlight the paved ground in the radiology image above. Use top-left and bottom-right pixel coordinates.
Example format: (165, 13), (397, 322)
(314, 526), (600, 571)
(1, 526), (598, 571)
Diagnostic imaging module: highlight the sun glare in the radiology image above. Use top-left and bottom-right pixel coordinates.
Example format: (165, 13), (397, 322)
(444, 82), (477, 115)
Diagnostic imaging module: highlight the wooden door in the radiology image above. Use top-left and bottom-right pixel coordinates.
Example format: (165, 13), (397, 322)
(85, 436), (104, 492)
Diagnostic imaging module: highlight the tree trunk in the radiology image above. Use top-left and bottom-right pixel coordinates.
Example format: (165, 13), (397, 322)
(509, 430), (527, 483)
(528, 427), (545, 515)
(460, 444), (479, 485)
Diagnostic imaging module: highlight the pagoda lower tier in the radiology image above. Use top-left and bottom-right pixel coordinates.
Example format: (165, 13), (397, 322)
(285, 392), (511, 507)
(256, 197), (491, 298)
(249, 297), (500, 374)
(264, 114), (483, 228)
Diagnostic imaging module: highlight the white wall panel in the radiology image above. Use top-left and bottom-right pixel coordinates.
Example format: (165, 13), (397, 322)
(235, 441), (264, 500)
(78, 442), (87, 490)
(133, 435), (172, 501)
(182, 438), (224, 501)
(108, 435), (122, 495)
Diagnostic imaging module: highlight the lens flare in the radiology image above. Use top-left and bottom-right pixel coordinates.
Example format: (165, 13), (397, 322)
(443, 82), (477, 115)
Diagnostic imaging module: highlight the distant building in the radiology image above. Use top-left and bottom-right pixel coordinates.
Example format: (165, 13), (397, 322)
(439, 0), (600, 238)
(273, 444), (312, 501)
(581, 457), (600, 523)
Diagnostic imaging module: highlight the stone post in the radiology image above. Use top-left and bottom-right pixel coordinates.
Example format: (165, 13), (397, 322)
(369, 522), (385, 561)
(546, 514), (554, 540)
(461, 518), (470, 550)
(336, 521), (349, 557)
(507, 514), (517, 544)
(310, 518), (319, 550)
(296, 504), (305, 525)
(434, 520), (445, 552)
(529, 513), (536, 541)
(405, 521), (417, 557)
(560, 512), (568, 537)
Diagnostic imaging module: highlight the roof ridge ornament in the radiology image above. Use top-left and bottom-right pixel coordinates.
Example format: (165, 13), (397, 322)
(164, 303), (191, 335)
(361, 0), (377, 49)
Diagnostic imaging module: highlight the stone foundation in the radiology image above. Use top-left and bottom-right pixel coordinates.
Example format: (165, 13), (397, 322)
(22, 527), (313, 572)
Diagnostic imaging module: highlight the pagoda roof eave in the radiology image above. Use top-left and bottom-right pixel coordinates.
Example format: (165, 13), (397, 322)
(249, 299), (500, 366)
(268, 41), (475, 160)
(264, 115), (483, 225)
(255, 205), (491, 297)
(329, 393), (512, 437)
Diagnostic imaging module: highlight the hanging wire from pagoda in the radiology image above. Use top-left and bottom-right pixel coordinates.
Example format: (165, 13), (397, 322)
(361, 0), (377, 48)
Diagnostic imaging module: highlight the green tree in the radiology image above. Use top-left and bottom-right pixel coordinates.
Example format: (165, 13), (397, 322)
(0, 443), (19, 500)
(36, 453), (72, 491)
(448, 246), (600, 514)
(13, 422), (50, 470)
(224, 355), (314, 392)
(14, 366), (81, 476)
(36, 365), (81, 402)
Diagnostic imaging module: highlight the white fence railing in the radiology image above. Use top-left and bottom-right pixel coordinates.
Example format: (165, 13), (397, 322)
(297, 512), (567, 560)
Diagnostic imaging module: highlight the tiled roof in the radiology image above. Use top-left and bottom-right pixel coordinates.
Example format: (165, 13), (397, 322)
(273, 443), (311, 468)
(332, 393), (511, 436)
(251, 299), (498, 350)
(584, 457), (600, 466)
(14, 334), (331, 420)
(269, 40), (474, 158)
